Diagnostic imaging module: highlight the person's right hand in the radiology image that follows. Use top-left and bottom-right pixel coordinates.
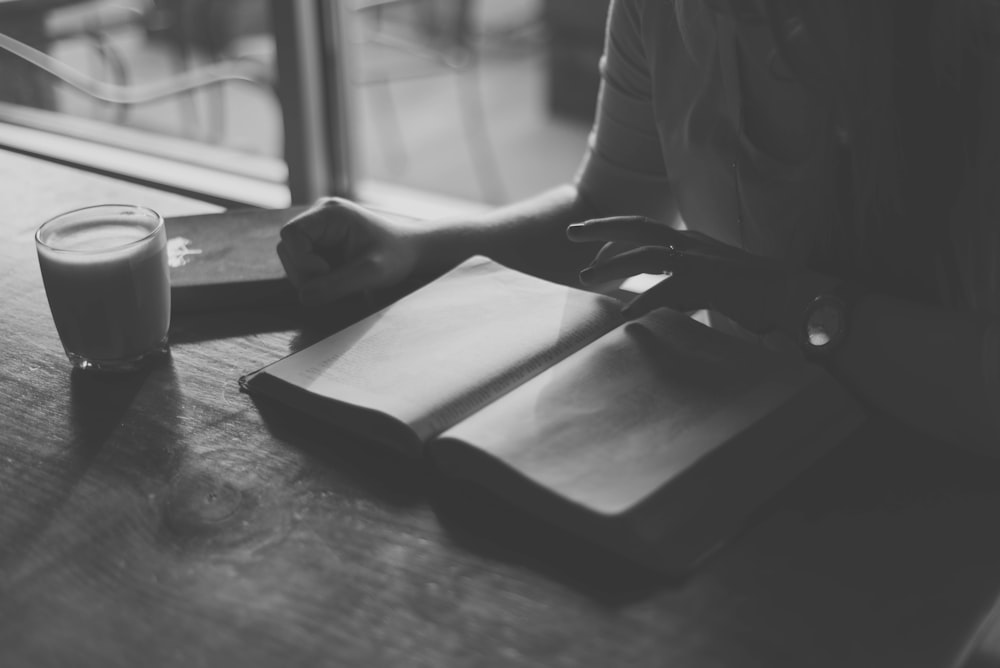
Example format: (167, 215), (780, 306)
(277, 197), (427, 306)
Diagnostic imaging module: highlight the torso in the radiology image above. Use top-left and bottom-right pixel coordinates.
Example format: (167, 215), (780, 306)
(644, 3), (840, 264)
(585, 0), (998, 311)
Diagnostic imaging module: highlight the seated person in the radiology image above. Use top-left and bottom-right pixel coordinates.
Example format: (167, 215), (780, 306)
(277, 0), (1000, 451)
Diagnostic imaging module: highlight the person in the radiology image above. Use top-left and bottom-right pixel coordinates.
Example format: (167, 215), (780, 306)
(277, 0), (1000, 451)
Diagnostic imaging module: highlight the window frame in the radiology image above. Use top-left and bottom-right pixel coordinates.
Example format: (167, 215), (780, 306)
(0, 0), (351, 209)
(0, 0), (485, 218)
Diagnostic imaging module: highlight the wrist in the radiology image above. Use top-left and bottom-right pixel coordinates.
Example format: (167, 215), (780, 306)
(775, 271), (837, 340)
(412, 217), (482, 277)
(775, 271), (866, 361)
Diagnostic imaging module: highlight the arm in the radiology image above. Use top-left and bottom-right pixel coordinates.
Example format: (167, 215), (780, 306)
(428, 0), (677, 284)
(416, 185), (603, 286)
(278, 0), (674, 302)
(562, 2), (1000, 452)
(276, 185), (604, 306)
(570, 218), (1000, 452)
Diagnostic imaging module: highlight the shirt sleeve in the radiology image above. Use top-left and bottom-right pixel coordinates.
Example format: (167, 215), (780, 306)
(573, 0), (673, 220)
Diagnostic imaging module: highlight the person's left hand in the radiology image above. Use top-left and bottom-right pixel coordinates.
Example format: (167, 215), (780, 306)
(567, 216), (794, 334)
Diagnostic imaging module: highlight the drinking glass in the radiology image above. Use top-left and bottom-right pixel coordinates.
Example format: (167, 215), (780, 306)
(35, 204), (171, 372)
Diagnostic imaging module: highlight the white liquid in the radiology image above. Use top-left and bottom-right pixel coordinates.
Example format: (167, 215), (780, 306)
(37, 217), (170, 363)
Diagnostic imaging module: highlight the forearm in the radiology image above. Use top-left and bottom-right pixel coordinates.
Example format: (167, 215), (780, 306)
(836, 294), (998, 452)
(418, 184), (605, 285)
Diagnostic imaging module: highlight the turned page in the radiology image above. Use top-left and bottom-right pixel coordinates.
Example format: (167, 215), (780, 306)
(431, 308), (841, 516)
(248, 257), (623, 443)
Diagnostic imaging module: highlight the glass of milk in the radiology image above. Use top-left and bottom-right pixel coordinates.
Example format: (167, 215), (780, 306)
(35, 204), (170, 372)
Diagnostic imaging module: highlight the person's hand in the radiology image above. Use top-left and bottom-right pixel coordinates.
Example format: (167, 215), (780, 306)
(567, 216), (793, 333)
(277, 197), (427, 306)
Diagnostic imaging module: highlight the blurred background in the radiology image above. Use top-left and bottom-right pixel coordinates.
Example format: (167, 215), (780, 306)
(0, 0), (611, 211)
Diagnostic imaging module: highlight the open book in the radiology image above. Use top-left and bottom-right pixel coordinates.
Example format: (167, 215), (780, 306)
(240, 257), (865, 573)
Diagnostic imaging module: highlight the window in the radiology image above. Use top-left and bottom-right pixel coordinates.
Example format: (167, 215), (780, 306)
(0, 0), (601, 215)
(0, 0), (289, 207)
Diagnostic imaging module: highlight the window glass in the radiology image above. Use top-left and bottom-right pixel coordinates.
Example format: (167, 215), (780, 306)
(51, 0), (281, 155)
(0, 0), (287, 205)
(343, 0), (598, 207)
(0, 0), (608, 210)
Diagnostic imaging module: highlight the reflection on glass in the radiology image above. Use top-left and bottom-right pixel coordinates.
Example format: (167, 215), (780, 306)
(0, 0), (608, 208)
(344, 0), (595, 206)
(0, 0), (282, 157)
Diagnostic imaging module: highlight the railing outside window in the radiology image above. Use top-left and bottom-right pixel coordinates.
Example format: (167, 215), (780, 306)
(0, 0), (601, 214)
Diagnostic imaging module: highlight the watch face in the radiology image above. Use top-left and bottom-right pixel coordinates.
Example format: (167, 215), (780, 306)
(806, 298), (845, 349)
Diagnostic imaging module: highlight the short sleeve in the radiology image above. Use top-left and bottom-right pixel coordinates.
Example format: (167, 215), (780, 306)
(573, 0), (673, 220)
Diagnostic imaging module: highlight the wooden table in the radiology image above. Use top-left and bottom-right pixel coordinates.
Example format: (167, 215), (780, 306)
(3, 148), (1000, 668)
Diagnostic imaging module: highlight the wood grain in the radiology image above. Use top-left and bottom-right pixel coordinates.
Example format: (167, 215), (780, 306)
(3, 150), (1000, 667)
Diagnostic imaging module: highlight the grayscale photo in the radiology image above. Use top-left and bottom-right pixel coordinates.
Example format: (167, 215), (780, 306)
(2, 1), (999, 666)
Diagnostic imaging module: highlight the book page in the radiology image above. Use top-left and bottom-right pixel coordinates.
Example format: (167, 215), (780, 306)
(254, 257), (623, 442)
(433, 308), (827, 515)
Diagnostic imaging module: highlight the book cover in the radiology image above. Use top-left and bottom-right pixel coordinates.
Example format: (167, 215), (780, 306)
(166, 206), (308, 312)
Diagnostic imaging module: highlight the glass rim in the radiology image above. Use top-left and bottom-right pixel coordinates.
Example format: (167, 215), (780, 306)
(35, 204), (164, 255)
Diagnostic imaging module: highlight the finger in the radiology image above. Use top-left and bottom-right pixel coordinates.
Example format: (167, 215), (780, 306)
(277, 240), (330, 289)
(592, 240), (639, 266)
(621, 273), (705, 320)
(579, 246), (683, 285)
(280, 198), (355, 255)
(276, 240), (301, 287)
(569, 217), (751, 260)
(567, 216), (684, 246)
(297, 255), (382, 306)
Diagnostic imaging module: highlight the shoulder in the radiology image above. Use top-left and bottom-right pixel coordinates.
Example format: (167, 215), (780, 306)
(604, 0), (713, 79)
(607, 0), (687, 50)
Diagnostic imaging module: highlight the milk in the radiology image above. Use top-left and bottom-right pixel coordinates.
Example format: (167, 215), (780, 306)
(36, 208), (170, 369)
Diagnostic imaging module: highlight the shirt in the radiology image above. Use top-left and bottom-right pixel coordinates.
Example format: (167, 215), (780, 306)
(573, 0), (1000, 423)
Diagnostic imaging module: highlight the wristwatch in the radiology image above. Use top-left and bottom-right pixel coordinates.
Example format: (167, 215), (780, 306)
(800, 281), (866, 359)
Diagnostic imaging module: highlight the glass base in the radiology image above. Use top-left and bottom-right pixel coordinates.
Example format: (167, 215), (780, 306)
(66, 338), (170, 373)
